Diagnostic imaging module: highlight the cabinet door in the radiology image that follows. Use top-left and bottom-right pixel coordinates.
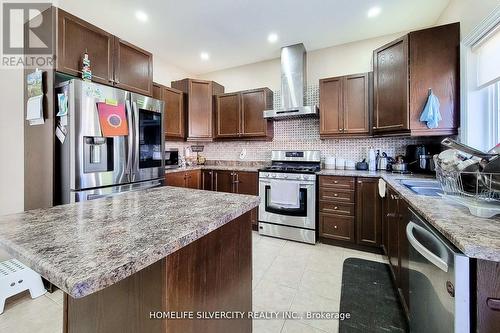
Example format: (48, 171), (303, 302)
(165, 172), (186, 188)
(241, 89), (271, 137)
(152, 83), (162, 99)
(164, 87), (185, 139)
(477, 260), (500, 333)
(56, 9), (114, 85)
(216, 93), (241, 138)
(398, 199), (410, 310)
(373, 36), (409, 133)
(185, 170), (200, 189)
(386, 187), (400, 283)
(344, 73), (370, 135)
(114, 38), (153, 96)
(235, 172), (258, 195)
(319, 214), (355, 242)
(214, 170), (234, 193)
(356, 178), (381, 247)
(202, 170), (214, 191)
(188, 80), (213, 140)
(319, 77), (343, 136)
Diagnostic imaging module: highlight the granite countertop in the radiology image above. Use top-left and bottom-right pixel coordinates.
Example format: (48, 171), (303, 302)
(0, 187), (260, 298)
(318, 169), (500, 262)
(165, 165), (264, 174)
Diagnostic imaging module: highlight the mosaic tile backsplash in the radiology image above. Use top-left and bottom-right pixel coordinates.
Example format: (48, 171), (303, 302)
(167, 85), (439, 163)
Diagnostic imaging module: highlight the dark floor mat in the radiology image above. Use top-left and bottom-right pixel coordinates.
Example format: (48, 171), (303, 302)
(339, 258), (408, 333)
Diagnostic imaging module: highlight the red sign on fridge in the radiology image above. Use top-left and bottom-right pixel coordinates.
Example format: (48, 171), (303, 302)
(96, 102), (128, 137)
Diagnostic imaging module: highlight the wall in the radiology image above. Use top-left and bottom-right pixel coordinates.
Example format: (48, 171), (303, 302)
(437, 0), (500, 38)
(198, 32), (404, 92)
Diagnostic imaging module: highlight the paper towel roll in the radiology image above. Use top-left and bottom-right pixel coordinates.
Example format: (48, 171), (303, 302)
(378, 179), (386, 198)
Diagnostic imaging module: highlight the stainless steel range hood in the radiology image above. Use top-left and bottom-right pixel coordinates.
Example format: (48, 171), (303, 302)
(263, 43), (318, 120)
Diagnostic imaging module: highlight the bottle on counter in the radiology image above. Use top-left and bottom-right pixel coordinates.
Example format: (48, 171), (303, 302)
(368, 147), (377, 171)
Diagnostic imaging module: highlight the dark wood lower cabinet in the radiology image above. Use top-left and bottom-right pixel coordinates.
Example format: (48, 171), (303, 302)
(356, 178), (381, 246)
(319, 214), (355, 242)
(477, 260), (500, 333)
(64, 211), (252, 333)
(202, 170), (214, 190)
(165, 170), (200, 189)
(318, 176), (379, 247)
(214, 170), (234, 193)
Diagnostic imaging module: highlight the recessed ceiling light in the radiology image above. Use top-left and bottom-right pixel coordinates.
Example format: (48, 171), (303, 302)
(267, 33), (278, 43)
(135, 11), (148, 22)
(200, 52), (210, 61)
(367, 6), (381, 18)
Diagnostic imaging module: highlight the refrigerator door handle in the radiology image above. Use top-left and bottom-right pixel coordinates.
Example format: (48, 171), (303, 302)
(132, 101), (140, 182)
(406, 221), (449, 272)
(125, 100), (134, 183)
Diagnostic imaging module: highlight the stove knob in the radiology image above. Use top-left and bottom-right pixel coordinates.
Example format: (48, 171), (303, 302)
(283, 175), (288, 179)
(271, 174), (277, 178)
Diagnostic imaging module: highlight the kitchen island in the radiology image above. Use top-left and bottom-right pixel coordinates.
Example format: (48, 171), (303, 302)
(0, 186), (260, 333)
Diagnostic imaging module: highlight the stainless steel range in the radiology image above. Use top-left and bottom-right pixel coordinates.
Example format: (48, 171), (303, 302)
(258, 150), (320, 244)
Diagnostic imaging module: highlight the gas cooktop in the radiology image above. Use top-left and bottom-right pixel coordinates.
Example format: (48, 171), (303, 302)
(259, 165), (320, 174)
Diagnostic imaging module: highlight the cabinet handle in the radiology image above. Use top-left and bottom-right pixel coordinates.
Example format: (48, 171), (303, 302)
(334, 225), (338, 229)
(357, 181), (362, 184)
(334, 193), (338, 197)
(334, 206), (338, 210)
(334, 181), (339, 184)
(386, 213), (397, 218)
(487, 298), (500, 311)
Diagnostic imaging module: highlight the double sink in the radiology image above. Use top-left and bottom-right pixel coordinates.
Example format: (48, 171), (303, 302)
(399, 179), (443, 197)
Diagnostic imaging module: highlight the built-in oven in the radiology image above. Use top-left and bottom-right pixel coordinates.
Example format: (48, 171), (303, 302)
(258, 172), (316, 244)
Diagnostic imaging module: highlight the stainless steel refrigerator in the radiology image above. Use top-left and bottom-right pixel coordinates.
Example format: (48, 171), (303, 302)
(55, 78), (164, 204)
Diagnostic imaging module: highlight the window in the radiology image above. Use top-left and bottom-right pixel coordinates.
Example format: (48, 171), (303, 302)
(463, 14), (500, 152)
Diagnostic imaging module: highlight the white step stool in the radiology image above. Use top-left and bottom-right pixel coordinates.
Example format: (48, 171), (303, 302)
(0, 259), (46, 314)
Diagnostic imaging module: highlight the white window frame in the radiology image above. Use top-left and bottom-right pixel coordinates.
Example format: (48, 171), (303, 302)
(460, 6), (500, 147)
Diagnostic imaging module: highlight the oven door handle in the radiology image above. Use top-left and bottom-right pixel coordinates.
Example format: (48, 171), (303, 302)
(406, 221), (449, 272)
(259, 180), (315, 187)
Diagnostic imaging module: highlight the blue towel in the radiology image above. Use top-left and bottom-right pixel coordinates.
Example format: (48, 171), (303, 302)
(420, 90), (442, 129)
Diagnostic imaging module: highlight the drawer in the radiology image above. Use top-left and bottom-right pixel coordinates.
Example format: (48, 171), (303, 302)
(320, 176), (355, 190)
(319, 188), (355, 203)
(319, 201), (355, 216)
(319, 214), (355, 242)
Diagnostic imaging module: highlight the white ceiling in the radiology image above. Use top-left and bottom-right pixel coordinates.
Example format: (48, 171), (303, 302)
(58, 0), (451, 75)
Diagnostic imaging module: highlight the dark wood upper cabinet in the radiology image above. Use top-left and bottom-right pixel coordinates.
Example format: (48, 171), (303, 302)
(215, 88), (273, 140)
(241, 88), (273, 138)
(172, 79), (224, 142)
(373, 37), (408, 133)
(216, 93), (241, 137)
(153, 83), (185, 140)
(319, 77), (342, 136)
(113, 38), (153, 96)
(55, 8), (153, 95)
(356, 178), (381, 246)
(56, 9), (114, 85)
(373, 23), (459, 136)
(319, 73), (371, 138)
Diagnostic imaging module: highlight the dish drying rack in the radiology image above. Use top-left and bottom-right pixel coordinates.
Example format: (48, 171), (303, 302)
(435, 161), (500, 218)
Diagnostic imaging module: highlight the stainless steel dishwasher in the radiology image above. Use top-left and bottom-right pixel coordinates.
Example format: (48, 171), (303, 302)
(406, 208), (470, 333)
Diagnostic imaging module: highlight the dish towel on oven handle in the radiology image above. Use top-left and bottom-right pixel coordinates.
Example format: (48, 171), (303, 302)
(420, 89), (442, 129)
(270, 180), (300, 208)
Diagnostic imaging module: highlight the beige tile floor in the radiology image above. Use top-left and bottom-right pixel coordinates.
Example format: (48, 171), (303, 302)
(0, 231), (387, 333)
